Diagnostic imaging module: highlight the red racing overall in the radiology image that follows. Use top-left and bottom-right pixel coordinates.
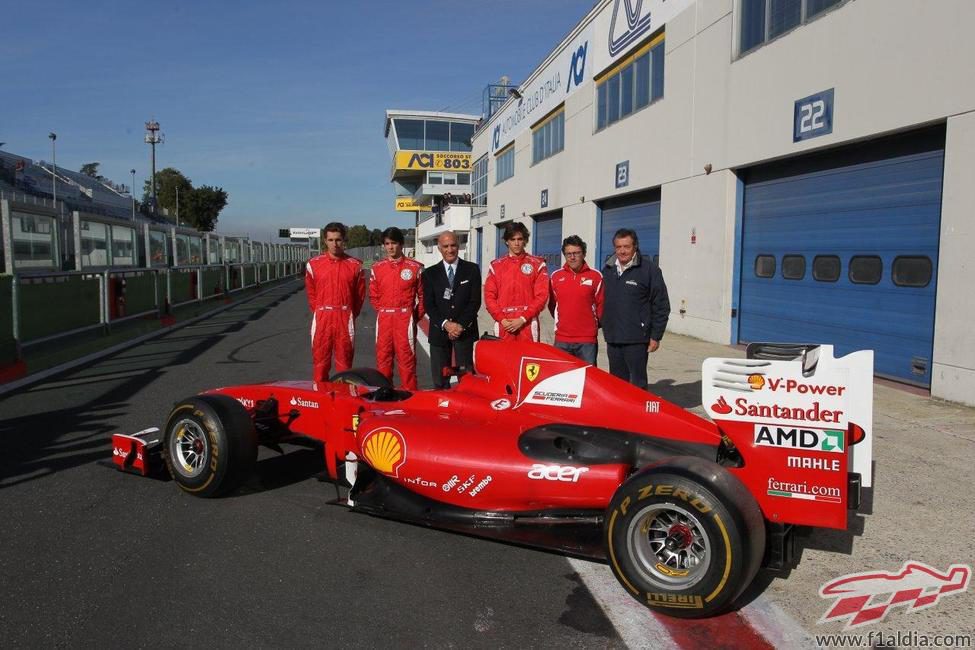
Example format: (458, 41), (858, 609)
(369, 256), (425, 390)
(484, 253), (549, 341)
(305, 253), (365, 383)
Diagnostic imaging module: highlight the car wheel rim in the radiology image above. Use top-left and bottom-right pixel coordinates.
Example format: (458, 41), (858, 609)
(170, 418), (209, 478)
(626, 502), (711, 589)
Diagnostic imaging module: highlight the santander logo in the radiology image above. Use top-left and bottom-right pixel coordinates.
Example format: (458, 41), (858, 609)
(711, 396), (732, 414)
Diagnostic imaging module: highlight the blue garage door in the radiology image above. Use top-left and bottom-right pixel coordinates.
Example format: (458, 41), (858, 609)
(599, 191), (661, 268)
(474, 227), (483, 266)
(533, 211), (563, 269)
(496, 222), (510, 259)
(739, 129), (944, 386)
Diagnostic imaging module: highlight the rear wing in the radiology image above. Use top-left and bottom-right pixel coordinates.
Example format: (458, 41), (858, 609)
(702, 344), (873, 529)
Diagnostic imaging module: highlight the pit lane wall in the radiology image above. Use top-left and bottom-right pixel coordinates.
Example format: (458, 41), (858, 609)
(468, 0), (975, 405)
(0, 199), (309, 372)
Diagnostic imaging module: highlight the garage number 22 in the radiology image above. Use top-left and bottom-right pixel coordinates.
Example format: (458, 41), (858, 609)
(799, 100), (826, 134)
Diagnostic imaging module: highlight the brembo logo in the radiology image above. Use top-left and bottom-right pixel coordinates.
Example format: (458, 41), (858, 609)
(608, 0), (654, 57)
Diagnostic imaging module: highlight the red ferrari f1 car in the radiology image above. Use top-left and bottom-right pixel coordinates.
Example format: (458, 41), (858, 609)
(113, 337), (873, 619)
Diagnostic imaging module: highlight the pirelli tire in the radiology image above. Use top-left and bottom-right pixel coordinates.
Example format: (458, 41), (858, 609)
(329, 368), (392, 389)
(604, 458), (765, 618)
(163, 395), (258, 498)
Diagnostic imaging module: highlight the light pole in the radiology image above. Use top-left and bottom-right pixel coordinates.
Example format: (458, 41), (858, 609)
(48, 132), (57, 212)
(144, 120), (163, 214)
(175, 185), (180, 226)
(130, 169), (136, 219)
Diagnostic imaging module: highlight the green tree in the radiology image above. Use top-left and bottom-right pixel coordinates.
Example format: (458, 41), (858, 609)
(368, 228), (384, 246)
(183, 185), (227, 231)
(80, 162), (102, 179)
(346, 225), (371, 248)
(143, 168), (192, 222)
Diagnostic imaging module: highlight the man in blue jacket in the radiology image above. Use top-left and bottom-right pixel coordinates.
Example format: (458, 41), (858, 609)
(601, 228), (670, 390)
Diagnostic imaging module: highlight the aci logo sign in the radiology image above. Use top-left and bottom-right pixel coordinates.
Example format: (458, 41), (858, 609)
(566, 42), (588, 92)
(492, 124), (501, 151)
(609, 0), (654, 57)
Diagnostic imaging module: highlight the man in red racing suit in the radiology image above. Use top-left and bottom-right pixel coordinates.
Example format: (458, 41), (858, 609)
(305, 222), (365, 383)
(369, 227), (425, 390)
(484, 221), (549, 341)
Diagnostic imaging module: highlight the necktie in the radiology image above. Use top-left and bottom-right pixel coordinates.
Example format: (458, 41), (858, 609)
(447, 264), (455, 288)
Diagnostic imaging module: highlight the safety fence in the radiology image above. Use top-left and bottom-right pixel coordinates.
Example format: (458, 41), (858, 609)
(0, 261), (304, 366)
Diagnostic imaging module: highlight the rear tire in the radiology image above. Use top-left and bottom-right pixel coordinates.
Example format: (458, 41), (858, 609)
(163, 395), (258, 497)
(604, 459), (765, 618)
(329, 368), (392, 389)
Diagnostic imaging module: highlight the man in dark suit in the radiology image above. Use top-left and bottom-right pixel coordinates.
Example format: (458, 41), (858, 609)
(421, 230), (481, 388)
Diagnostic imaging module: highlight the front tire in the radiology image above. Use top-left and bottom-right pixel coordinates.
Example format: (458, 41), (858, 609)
(329, 368), (392, 389)
(163, 395), (258, 497)
(604, 459), (765, 618)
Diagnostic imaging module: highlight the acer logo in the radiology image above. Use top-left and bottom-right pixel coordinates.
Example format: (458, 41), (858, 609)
(527, 463), (589, 482)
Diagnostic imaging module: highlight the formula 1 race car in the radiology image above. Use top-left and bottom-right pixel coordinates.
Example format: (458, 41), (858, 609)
(111, 337), (874, 619)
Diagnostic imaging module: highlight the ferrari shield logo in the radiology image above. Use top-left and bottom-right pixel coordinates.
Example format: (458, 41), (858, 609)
(525, 363), (541, 382)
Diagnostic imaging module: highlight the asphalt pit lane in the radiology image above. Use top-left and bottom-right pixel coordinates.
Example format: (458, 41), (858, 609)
(558, 572), (616, 638)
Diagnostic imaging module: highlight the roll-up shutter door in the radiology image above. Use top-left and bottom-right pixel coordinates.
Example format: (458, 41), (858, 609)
(739, 128), (944, 386)
(599, 190), (661, 268)
(533, 211), (563, 269)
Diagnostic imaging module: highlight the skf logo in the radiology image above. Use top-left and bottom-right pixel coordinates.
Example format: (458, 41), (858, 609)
(408, 152), (434, 169)
(747, 374), (765, 390)
(525, 363), (541, 382)
(609, 0), (654, 57)
(566, 41), (588, 92)
(819, 562), (971, 629)
(492, 124), (501, 151)
(361, 428), (407, 477)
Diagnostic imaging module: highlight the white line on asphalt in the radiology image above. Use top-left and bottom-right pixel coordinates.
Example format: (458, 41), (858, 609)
(27, 368), (152, 391)
(567, 557), (678, 649)
(0, 280), (299, 398)
(739, 593), (817, 649)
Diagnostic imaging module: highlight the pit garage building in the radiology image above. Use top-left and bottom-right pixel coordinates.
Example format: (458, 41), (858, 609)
(468, 0), (975, 405)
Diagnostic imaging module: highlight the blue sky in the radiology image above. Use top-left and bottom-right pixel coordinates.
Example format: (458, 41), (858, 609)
(1, 0), (595, 240)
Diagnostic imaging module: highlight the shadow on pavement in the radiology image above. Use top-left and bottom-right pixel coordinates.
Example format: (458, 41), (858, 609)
(650, 379), (703, 409)
(0, 285), (302, 491)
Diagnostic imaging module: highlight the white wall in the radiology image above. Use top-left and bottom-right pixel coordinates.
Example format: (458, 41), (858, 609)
(931, 111), (975, 404)
(470, 0), (975, 403)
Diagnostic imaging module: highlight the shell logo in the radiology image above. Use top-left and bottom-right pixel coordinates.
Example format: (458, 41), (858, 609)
(747, 374), (766, 390)
(361, 428), (406, 476)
